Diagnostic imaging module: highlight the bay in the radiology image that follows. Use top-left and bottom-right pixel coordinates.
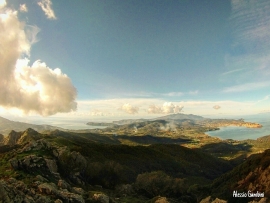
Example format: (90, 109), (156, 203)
(206, 117), (270, 140)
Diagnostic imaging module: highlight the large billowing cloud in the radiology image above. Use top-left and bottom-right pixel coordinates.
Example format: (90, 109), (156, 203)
(0, 0), (6, 8)
(37, 0), (56, 20)
(163, 102), (183, 114)
(148, 102), (183, 114)
(118, 103), (139, 114)
(0, 9), (77, 116)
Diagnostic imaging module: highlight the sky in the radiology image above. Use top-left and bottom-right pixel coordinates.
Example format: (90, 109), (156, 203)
(0, 0), (270, 128)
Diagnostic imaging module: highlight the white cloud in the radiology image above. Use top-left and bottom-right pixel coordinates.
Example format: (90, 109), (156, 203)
(148, 102), (183, 114)
(164, 92), (183, 97)
(37, 0), (56, 20)
(25, 25), (40, 44)
(90, 109), (113, 116)
(0, 0), (6, 9)
(223, 81), (270, 93)
(147, 105), (163, 114)
(0, 9), (77, 116)
(163, 102), (183, 114)
(118, 103), (139, 114)
(19, 4), (28, 12)
(213, 105), (221, 110)
(221, 68), (245, 76)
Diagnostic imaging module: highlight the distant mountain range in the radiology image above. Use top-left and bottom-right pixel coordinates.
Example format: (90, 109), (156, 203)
(87, 113), (205, 126)
(0, 116), (63, 136)
(153, 113), (205, 121)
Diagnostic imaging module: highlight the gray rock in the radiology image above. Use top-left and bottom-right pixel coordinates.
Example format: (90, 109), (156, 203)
(0, 181), (12, 203)
(58, 190), (85, 203)
(38, 182), (58, 195)
(72, 187), (85, 195)
(45, 158), (58, 173)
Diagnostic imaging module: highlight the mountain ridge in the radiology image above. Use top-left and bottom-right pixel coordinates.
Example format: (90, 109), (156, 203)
(0, 116), (64, 136)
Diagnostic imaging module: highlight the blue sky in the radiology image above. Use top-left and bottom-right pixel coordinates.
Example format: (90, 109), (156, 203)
(0, 0), (270, 127)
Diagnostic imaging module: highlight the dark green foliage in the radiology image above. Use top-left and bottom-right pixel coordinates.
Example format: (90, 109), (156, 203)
(135, 171), (186, 198)
(84, 161), (126, 188)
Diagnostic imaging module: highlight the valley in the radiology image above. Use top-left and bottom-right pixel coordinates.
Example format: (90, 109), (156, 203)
(0, 114), (269, 203)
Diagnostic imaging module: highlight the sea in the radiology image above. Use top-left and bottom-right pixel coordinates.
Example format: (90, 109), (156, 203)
(206, 115), (270, 140)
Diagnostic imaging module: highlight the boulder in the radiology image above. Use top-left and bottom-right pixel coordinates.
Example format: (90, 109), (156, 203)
(38, 182), (58, 195)
(72, 187), (85, 195)
(58, 190), (85, 203)
(155, 196), (170, 203)
(45, 158), (58, 173)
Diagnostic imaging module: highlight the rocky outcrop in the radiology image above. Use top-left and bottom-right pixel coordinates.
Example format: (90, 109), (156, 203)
(9, 154), (61, 180)
(20, 139), (52, 152)
(17, 128), (40, 145)
(0, 176), (86, 203)
(10, 155), (43, 170)
(155, 196), (170, 203)
(4, 130), (23, 145)
(38, 182), (85, 203)
(0, 178), (51, 203)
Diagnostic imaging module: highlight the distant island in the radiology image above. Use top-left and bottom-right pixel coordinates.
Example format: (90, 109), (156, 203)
(86, 113), (262, 130)
(201, 118), (262, 129)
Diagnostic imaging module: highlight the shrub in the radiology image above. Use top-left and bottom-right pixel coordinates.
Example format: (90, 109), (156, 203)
(135, 171), (186, 198)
